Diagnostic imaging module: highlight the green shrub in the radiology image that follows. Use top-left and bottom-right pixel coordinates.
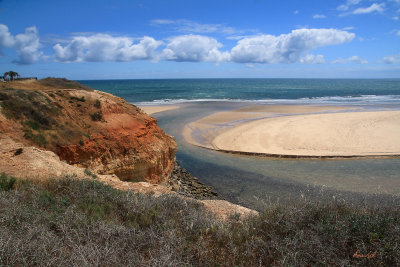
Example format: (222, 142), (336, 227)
(94, 99), (101, 108)
(23, 128), (47, 147)
(26, 120), (41, 130)
(84, 169), (98, 179)
(70, 96), (85, 102)
(90, 111), (103, 121)
(0, 173), (16, 191)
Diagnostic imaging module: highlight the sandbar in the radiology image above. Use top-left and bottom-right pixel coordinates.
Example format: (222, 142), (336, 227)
(139, 105), (179, 115)
(184, 105), (400, 157)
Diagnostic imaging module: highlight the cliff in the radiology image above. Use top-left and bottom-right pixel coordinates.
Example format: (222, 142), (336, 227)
(0, 78), (176, 184)
(0, 78), (256, 220)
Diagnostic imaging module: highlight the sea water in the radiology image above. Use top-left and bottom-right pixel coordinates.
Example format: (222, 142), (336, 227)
(80, 79), (400, 210)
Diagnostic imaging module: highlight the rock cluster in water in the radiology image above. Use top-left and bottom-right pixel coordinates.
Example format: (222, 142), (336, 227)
(168, 164), (219, 200)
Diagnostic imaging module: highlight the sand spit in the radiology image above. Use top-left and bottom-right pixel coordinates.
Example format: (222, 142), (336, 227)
(139, 105), (179, 115)
(184, 105), (400, 158)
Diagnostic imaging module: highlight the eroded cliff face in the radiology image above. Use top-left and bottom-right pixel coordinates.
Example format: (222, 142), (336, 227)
(0, 79), (177, 184)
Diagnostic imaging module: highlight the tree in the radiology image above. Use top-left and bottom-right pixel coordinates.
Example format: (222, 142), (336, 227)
(4, 71), (20, 81)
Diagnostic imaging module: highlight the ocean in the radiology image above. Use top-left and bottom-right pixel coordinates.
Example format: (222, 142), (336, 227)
(80, 78), (400, 105)
(80, 79), (400, 210)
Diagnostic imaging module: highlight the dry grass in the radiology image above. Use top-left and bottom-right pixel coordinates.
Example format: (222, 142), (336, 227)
(0, 175), (399, 266)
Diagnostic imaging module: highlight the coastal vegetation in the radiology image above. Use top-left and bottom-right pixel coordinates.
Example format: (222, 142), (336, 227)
(0, 174), (399, 266)
(3, 71), (20, 81)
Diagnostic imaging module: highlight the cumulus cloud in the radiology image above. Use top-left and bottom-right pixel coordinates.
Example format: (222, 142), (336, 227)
(382, 54), (400, 64)
(162, 35), (230, 62)
(53, 34), (162, 62)
(352, 3), (385, 14)
(230, 28), (355, 64)
(13, 27), (42, 64)
(0, 24), (14, 48)
(313, 14), (327, 19)
(0, 24), (41, 64)
(300, 54), (325, 64)
(332, 56), (368, 64)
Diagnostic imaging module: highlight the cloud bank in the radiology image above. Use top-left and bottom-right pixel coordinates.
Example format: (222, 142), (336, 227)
(0, 24), (41, 64)
(230, 29), (354, 64)
(52, 28), (354, 64)
(53, 34), (162, 62)
(1, 24), (356, 65)
(161, 35), (230, 62)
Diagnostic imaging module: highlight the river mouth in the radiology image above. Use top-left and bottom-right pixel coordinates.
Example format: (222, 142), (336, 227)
(147, 101), (400, 210)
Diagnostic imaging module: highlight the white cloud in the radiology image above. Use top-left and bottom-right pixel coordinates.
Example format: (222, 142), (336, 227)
(393, 16), (399, 20)
(294, 10), (299, 15)
(332, 56), (368, 64)
(53, 34), (162, 62)
(230, 28), (355, 64)
(313, 14), (327, 19)
(382, 54), (400, 64)
(342, 26), (355, 30)
(13, 27), (42, 64)
(0, 24), (41, 64)
(150, 19), (175, 25)
(397, 30), (400, 36)
(162, 35), (230, 62)
(0, 24), (14, 48)
(300, 54), (325, 64)
(337, 0), (362, 11)
(151, 19), (237, 35)
(352, 3), (385, 14)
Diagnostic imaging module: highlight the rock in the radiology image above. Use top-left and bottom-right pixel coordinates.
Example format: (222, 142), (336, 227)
(167, 163), (219, 200)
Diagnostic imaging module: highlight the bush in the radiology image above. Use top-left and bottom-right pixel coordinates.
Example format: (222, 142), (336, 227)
(94, 99), (101, 108)
(84, 169), (98, 179)
(90, 111), (103, 121)
(0, 176), (399, 266)
(70, 96), (85, 102)
(0, 173), (16, 191)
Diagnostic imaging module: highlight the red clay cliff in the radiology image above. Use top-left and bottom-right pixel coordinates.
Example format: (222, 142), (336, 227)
(0, 78), (177, 184)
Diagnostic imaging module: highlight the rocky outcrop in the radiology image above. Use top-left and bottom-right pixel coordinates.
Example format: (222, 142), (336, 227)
(168, 164), (218, 200)
(0, 79), (176, 184)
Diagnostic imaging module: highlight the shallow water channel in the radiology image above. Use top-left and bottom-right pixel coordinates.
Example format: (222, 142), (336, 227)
(152, 101), (400, 210)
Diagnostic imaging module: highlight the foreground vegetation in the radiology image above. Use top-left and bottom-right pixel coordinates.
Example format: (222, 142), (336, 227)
(0, 174), (399, 266)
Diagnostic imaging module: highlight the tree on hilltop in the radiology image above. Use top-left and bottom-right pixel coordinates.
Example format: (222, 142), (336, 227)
(4, 71), (20, 81)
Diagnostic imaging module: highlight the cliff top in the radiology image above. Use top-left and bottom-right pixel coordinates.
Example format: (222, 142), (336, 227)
(2, 77), (93, 91)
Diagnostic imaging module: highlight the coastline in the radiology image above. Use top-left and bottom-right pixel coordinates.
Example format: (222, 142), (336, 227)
(183, 104), (400, 158)
(139, 105), (180, 115)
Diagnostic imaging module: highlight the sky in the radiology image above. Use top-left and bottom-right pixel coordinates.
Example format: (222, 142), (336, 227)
(0, 0), (399, 79)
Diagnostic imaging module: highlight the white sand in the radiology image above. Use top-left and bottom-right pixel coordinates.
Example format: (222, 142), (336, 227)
(139, 105), (179, 115)
(183, 104), (400, 157)
(212, 110), (400, 156)
(183, 105), (355, 149)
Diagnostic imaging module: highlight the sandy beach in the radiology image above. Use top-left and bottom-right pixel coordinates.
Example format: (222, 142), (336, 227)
(139, 105), (179, 115)
(184, 105), (400, 157)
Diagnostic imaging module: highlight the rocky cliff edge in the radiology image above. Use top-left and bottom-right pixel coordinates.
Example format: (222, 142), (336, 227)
(0, 78), (176, 184)
(0, 78), (257, 220)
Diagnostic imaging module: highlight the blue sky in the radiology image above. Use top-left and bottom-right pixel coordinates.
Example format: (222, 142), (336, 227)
(0, 0), (399, 79)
